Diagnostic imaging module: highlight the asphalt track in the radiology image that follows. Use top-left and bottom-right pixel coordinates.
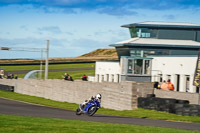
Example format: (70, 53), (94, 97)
(0, 98), (200, 131)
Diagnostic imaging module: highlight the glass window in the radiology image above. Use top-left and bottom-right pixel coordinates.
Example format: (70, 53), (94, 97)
(134, 59), (143, 74)
(126, 58), (152, 75)
(129, 28), (137, 38)
(127, 59), (133, 74)
(130, 50), (143, 57)
(129, 28), (158, 38)
(130, 49), (198, 57)
(144, 60), (151, 75)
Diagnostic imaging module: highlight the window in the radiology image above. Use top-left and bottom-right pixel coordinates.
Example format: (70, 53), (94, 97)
(129, 28), (158, 38)
(127, 59), (133, 73)
(134, 59), (143, 74)
(129, 28), (137, 38)
(127, 58), (151, 75)
(144, 60), (151, 75)
(130, 49), (198, 57)
(130, 50), (144, 57)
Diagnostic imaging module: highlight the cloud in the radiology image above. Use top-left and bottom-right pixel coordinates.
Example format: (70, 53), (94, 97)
(1, 0), (200, 16)
(20, 25), (28, 31)
(97, 6), (138, 16)
(37, 26), (62, 34)
(0, 37), (46, 48)
(163, 14), (176, 20)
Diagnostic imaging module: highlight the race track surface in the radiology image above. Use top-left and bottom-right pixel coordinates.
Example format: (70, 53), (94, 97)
(0, 98), (200, 131)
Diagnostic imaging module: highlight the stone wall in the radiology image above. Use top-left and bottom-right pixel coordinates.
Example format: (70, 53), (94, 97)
(1, 79), (199, 110)
(0, 79), (153, 110)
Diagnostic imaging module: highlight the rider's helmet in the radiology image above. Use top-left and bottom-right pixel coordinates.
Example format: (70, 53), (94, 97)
(96, 93), (102, 99)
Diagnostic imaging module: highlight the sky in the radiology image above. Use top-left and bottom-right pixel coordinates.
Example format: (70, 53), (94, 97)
(0, 0), (200, 59)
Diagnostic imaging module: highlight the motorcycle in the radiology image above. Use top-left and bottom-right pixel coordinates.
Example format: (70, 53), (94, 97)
(76, 99), (101, 116)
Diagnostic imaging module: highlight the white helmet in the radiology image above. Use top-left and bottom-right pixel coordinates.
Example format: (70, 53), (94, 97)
(96, 93), (102, 99)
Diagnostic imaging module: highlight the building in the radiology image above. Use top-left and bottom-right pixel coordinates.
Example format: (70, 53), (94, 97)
(93, 21), (200, 93)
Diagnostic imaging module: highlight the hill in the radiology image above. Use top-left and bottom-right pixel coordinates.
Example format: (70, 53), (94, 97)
(80, 48), (118, 58)
(0, 48), (118, 64)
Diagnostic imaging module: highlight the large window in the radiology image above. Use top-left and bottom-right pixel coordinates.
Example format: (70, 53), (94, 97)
(129, 28), (157, 38)
(127, 58), (151, 75)
(130, 49), (198, 57)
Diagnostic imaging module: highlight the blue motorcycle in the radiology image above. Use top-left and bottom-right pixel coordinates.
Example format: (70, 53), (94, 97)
(76, 99), (101, 116)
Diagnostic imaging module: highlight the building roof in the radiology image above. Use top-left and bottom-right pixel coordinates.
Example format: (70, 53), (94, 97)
(122, 21), (200, 29)
(110, 38), (200, 49)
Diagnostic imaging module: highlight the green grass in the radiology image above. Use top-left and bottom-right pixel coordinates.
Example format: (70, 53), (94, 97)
(0, 114), (198, 133)
(3, 63), (96, 80)
(17, 70), (95, 80)
(1, 90), (200, 123)
(0, 63), (95, 71)
(48, 70), (95, 80)
(0, 90), (77, 110)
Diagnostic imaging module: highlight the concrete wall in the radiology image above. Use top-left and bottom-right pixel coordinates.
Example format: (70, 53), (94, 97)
(1, 79), (199, 109)
(154, 89), (200, 104)
(151, 56), (197, 75)
(0, 79), (153, 110)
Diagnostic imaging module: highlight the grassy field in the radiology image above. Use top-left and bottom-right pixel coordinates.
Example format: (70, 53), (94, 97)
(0, 114), (198, 133)
(17, 70), (95, 80)
(1, 63), (95, 71)
(1, 63), (95, 80)
(1, 90), (200, 123)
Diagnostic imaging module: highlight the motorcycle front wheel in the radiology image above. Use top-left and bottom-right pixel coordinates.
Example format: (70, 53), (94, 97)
(76, 108), (82, 115)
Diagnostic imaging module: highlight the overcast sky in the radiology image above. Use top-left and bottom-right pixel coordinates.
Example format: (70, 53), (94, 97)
(0, 0), (200, 59)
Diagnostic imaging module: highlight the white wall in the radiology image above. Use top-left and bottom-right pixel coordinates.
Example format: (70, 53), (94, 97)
(151, 56), (197, 75)
(95, 61), (120, 75)
(95, 61), (120, 82)
(151, 56), (198, 93)
(94, 57), (199, 93)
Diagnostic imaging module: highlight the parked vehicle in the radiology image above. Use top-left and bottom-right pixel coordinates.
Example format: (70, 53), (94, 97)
(76, 99), (101, 116)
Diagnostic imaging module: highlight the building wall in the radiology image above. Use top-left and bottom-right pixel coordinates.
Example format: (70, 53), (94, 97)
(95, 61), (120, 74)
(94, 56), (198, 93)
(95, 61), (120, 82)
(151, 56), (197, 75)
(151, 56), (197, 93)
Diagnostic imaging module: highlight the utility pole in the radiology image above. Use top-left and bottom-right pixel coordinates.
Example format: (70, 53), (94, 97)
(45, 40), (49, 80)
(39, 49), (43, 79)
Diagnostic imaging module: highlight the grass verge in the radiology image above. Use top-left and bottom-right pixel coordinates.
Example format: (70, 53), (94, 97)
(1, 90), (200, 123)
(0, 114), (198, 133)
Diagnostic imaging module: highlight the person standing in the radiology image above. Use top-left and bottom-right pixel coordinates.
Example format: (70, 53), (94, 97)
(161, 80), (168, 90)
(167, 79), (174, 91)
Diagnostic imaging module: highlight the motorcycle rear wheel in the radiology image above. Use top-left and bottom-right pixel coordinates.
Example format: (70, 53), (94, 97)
(87, 105), (97, 116)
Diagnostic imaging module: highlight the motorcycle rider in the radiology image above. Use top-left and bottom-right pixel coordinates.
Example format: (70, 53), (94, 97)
(80, 93), (102, 110)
